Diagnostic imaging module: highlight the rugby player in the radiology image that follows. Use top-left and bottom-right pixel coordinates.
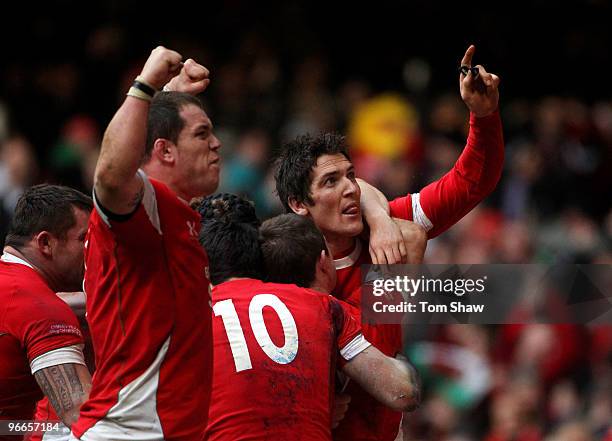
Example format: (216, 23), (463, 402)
(274, 45), (503, 440)
(197, 194), (420, 440)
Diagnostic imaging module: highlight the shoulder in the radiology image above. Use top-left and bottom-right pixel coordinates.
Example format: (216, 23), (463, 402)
(0, 262), (53, 301)
(212, 279), (264, 300)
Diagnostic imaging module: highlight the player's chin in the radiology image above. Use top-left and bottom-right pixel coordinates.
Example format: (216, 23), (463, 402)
(199, 177), (220, 198)
(342, 216), (364, 237)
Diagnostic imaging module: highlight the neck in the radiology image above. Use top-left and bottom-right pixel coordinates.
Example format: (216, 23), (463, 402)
(226, 276), (250, 282)
(211, 276), (251, 288)
(324, 234), (357, 260)
(3, 246), (58, 291)
(308, 282), (328, 294)
(309, 269), (334, 294)
(142, 163), (192, 202)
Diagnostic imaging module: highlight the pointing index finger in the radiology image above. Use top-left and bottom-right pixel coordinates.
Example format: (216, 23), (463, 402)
(460, 45), (476, 68)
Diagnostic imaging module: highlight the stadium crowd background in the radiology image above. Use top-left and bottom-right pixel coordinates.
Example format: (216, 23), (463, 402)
(1, 1), (610, 440)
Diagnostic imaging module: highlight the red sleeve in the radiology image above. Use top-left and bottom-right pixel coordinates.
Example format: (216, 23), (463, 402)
(330, 298), (363, 350)
(389, 110), (504, 238)
(6, 294), (84, 363)
(92, 171), (165, 241)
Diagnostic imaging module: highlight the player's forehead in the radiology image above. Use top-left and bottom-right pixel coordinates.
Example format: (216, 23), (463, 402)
(311, 154), (353, 180)
(68, 206), (90, 237)
(180, 104), (212, 131)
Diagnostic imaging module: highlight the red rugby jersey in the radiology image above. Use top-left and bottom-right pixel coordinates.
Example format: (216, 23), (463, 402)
(0, 258), (83, 441)
(333, 111), (504, 441)
(205, 279), (370, 441)
(72, 172), (213, 441)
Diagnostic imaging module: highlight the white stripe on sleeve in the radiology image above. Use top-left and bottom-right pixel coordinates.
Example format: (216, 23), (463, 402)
(340, 334), (372, 361)
(411, 193), (433, 232)
(30, 344), (86, 374)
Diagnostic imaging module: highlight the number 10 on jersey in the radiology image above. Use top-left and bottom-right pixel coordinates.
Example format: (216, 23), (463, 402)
(213, 294), (299, 372)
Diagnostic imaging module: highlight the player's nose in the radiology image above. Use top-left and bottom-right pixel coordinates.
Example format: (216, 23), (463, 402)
(342, 177), (359, 197)
(210, 134), (221, 151)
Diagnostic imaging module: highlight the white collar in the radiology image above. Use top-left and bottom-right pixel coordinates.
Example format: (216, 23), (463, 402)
(1, 251), (34, 269)
(333, 239), (362, 270)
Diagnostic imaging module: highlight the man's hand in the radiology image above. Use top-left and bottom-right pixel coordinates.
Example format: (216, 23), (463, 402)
(368, 214), (408, 265)
(394, 219), (427, 264)
(332, 393), (351, 429)
(357, 178), (407, 265)
(368, 216), (426, 265)
(459, 45), (500, 117)
(164, 58), (211, 95)
(139, 46), (184, 90)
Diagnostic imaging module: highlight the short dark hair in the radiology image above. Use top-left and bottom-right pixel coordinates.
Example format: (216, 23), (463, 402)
(144, 91), (205, 162)
(259, 214), (327, 288)
(197, 193), (263, 285)
(5, 184), (93, 248)
(198, 193), (260, 227)
(274, 132), (350, 212)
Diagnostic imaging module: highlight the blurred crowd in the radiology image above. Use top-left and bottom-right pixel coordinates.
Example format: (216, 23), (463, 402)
(1, 5), (610, 441)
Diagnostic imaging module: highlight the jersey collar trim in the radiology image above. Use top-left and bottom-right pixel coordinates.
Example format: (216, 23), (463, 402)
(1, 252), (34, 269)
(333, 239), (362, 270)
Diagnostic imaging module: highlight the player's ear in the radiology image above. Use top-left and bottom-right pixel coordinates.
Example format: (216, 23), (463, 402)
(151, 138), (176, 165)
(34, 231), (55, 259)
(288, 197), (309, 216)
(317, 250), (328, 272)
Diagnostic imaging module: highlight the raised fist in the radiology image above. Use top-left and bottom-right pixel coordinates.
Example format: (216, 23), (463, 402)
(139, 46), (184, 90)
(164, 58), (211, 95)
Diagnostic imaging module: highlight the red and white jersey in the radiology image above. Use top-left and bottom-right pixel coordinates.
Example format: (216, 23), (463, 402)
(31, 294), (94, 441)
(0, 255), (84, 440)
(333, 111), (504, 441)
(205, 278), (370, 441)
(73, 171), (213, 441)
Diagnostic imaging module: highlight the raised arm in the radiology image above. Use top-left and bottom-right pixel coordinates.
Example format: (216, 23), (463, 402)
(34, 362), (91, 427)
(389, 45), (504, 238)
(342, 347), (421, 412)
(94, 46), (184, 214)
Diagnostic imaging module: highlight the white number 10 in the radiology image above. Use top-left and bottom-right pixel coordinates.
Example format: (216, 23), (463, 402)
(213, 294), (299, 372)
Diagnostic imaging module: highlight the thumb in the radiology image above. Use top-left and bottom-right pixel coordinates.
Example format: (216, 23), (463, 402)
(184, 58), (210, 80)
(187, 79), (210, 95)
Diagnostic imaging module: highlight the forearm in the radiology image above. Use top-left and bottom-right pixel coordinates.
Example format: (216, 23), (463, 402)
(359, 179), (410, 264)
(391, 353), (421, 412)
(357, 178), (390, 221)
(344, 347), (421, 412)
(34, 363), (92, 428)
(464, 110), (505, 196)
(421, 110), (504, 238)
(95, 97), (148, 191)
(94, 97), (149, 213)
